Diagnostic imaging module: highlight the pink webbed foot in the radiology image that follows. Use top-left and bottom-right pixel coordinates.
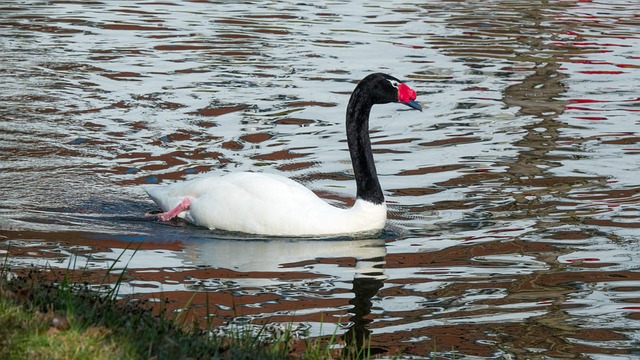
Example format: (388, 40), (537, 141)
(147, 198), (191, 221)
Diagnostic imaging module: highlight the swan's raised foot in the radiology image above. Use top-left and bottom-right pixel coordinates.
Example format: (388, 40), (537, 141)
(146, 198), (191, 221)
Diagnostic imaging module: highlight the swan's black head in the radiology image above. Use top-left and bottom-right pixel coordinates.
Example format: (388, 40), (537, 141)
(359, 73), (422, 111)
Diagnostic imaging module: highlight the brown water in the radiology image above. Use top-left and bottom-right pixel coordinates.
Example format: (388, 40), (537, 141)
(1, 0), (639, 358)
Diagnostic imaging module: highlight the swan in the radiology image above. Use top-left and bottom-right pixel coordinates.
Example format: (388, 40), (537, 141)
(145, 73), (422, 236)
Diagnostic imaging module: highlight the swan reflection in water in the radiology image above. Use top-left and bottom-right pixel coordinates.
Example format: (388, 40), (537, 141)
(175, 235), (387, 353)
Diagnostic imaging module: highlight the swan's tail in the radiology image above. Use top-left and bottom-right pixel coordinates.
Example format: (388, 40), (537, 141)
(143, 185), (174, 212)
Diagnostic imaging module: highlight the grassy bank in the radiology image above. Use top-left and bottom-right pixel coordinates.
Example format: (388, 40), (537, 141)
(0, 267), (373, 360)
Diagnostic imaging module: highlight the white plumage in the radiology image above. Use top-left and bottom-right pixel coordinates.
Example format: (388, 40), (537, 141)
(145, 172), (386, 236)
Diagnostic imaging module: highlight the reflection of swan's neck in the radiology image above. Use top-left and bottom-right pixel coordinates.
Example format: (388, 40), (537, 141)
(345, 276), (385, 353)
(353, 256), (387, 280)
(346, 84), (383, 205)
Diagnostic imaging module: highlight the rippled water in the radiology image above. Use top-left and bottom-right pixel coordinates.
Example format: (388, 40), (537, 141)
(1, 0), (639, 358)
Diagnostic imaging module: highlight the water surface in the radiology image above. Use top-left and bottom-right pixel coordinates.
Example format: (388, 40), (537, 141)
(1, 1), (639, 358)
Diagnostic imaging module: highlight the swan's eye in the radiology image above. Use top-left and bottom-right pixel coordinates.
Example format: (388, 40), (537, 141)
(389, 80), (400, 88)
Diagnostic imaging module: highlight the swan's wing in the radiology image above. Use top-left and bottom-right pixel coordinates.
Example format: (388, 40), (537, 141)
(144, 172), (329, 213)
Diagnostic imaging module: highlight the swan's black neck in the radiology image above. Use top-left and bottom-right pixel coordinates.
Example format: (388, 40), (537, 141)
(346, 82), (384, 205)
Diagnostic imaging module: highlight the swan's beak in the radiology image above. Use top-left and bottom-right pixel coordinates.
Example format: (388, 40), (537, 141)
(397, 83), (422, 111)
(404, 99), (423, 112)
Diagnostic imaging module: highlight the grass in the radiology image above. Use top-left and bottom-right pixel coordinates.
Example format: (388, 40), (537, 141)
(0, 269), (221, 359)
(0, 247), (377, 360)
(0, 295), (128, 359)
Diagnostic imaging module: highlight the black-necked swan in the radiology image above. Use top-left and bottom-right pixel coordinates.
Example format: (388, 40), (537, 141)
(145, 73), (422, 236)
